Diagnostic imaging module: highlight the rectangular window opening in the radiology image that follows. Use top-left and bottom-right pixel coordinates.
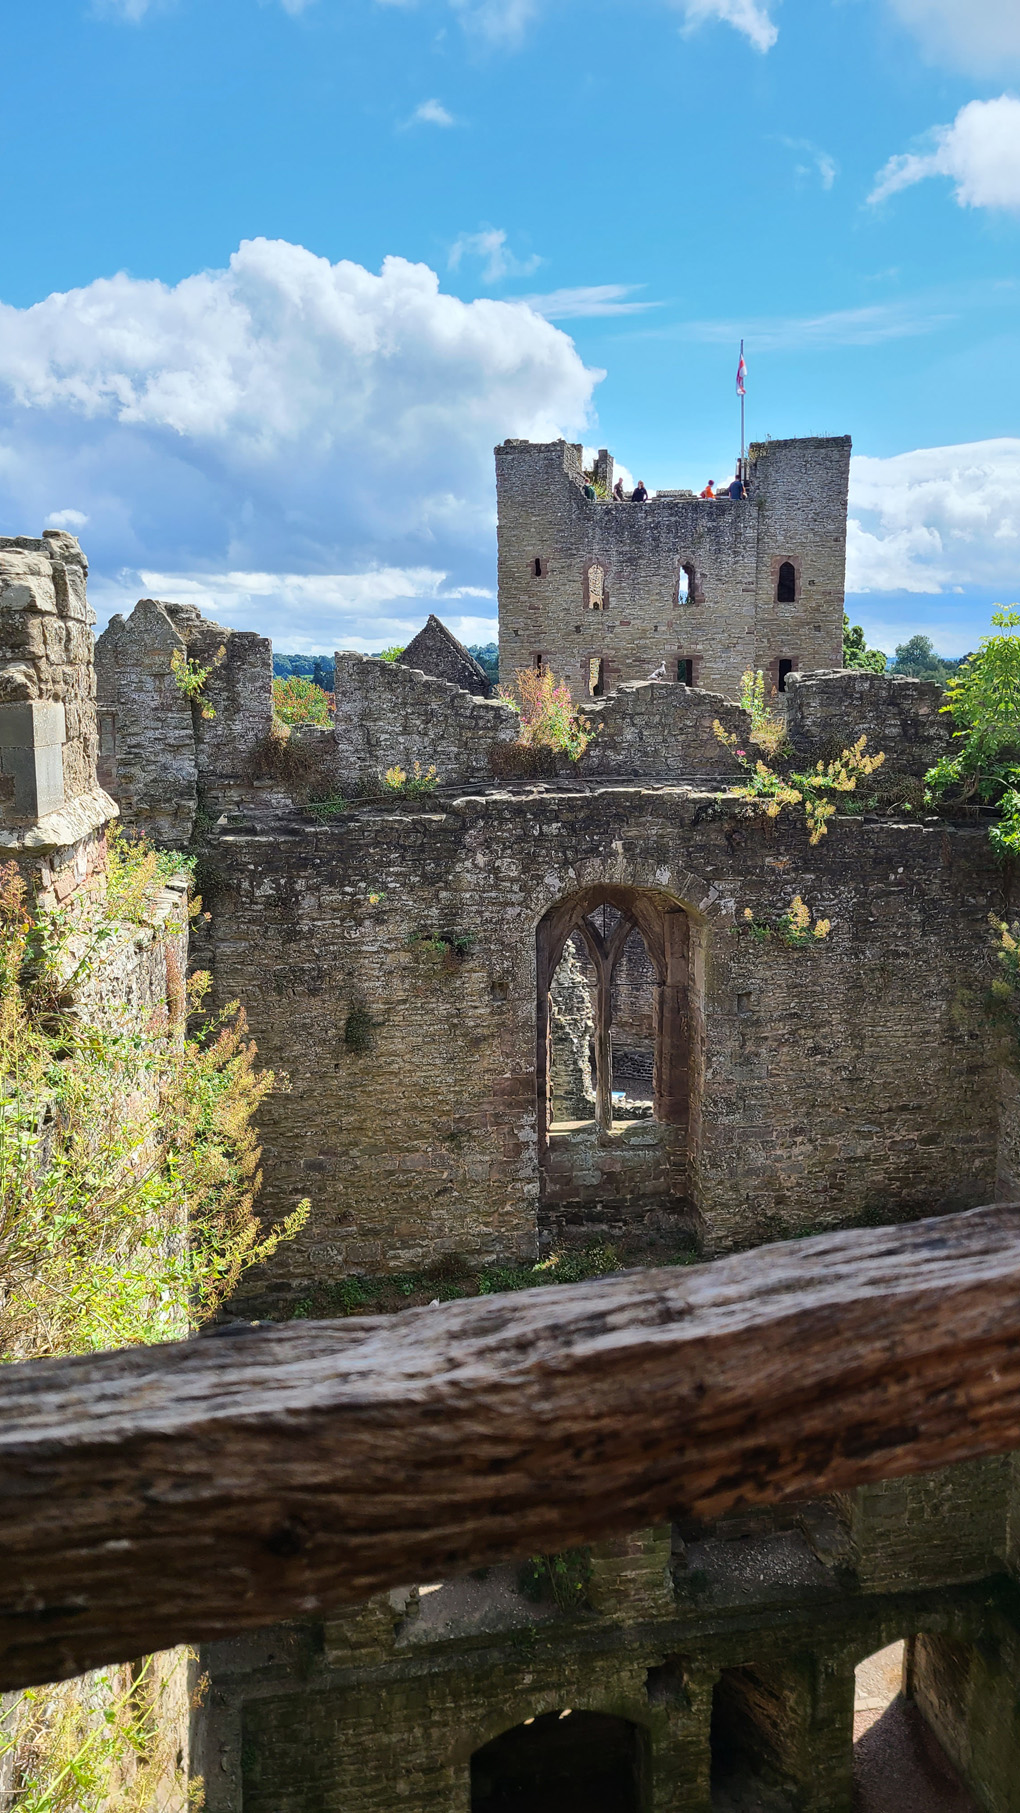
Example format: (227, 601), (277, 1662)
(589, 657), (605, 698)
(678, 659), (694, 686)
(777, 659), (795, 692)
(533, 652), (544, 673)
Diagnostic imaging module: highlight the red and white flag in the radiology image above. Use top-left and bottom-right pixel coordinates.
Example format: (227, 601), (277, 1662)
(736, 347), (747, 398)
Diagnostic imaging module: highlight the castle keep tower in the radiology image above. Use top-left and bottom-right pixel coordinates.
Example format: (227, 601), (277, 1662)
(495, 435), (851, 699)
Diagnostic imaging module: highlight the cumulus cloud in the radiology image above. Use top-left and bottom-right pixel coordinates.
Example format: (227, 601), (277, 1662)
(0, 238), (597, 644)
(448, 227), (541, 283)
(871, 96), (1020, 212)
(92, 566), (494, 654)
(676, 0), (777, 53)
(847, 439), (1020, 593)
(406, 98), (456, 128)
(45, 508), (90, 530)
(884, 0), (1020, 74)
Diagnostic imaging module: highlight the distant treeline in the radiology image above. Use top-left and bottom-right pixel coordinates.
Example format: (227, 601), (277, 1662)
(273, 642), (500, 691)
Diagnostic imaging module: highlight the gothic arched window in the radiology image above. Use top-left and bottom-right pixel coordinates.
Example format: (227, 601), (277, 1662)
(777, 561), (797, 604)
(585, 561), (607, 611)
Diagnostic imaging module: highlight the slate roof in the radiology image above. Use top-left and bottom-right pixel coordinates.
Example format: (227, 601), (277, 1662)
(397, 614), (492, 698)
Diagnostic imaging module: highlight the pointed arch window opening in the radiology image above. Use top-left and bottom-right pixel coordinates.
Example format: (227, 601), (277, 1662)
(537, 887), (690, 1142)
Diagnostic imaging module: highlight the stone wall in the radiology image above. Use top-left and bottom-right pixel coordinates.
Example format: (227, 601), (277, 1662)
(0, 532), (116, 901)
(96, 600), (198, 847)
(496, 435), (849, 702)
(202, 786), (1001, 1303)
(96, 599), (275, 843)
(331, 652), (518, 791)
(577, 682), (749, 781)
(195, 1476), (1020, 1813)
(784, 669), (951, 774)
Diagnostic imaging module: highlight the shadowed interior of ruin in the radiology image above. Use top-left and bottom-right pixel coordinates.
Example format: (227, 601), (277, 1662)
(470, 1712), (645, 1813)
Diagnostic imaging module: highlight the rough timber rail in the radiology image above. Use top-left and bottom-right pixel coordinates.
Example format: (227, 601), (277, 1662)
(3, 1203), (1020, 1691)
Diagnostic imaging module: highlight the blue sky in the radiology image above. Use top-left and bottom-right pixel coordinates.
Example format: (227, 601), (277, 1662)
(1, 0), (1019, 659)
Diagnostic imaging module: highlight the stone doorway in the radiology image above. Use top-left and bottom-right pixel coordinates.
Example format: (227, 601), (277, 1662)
(470, 1710), (646, 1813)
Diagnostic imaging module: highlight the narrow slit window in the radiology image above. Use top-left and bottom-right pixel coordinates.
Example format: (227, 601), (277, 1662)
(777, 659), (794, 691)
(678, 563), (695, 605)
(678, 659), (694, 686)
(533, 651), (544, 673)
(777, 561), (797, 604)
(586, 561), (607, 611)
(589, 657), (605, 698)
(533, 556), (544, 577)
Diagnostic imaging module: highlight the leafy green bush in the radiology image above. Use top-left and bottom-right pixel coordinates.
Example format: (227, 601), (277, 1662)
(383, 761), (439, 795)
(518, 1548), (593, 1614)
(498, 667), (594, 761)
(924, 609), (1020, 854)
(0, 848), (307, 1361)
(272, 675), (333, 726)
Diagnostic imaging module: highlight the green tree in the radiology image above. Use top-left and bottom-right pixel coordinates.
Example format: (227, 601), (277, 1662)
(889, 634), (963, 684)
(925, 609), (1020, 855)
(842, 614), (887, 673)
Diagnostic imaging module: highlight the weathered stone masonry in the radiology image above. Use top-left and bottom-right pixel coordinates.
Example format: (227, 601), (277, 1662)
(77, 430), (1020, 1812)
(204, 790), (1001, 1297)
(496, 435), (850, 703)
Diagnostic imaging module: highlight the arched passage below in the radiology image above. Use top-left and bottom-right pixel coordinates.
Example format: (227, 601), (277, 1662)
(470, 1710), (647, 1813)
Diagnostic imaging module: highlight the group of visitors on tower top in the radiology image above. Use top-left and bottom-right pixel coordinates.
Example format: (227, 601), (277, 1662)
(702, 471), (747, 500)
(611, 477), (648, 503)
(597, 469), (747, 504)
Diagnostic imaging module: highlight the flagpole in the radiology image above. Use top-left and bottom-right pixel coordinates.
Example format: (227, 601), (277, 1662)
(740, 337), (745, 477)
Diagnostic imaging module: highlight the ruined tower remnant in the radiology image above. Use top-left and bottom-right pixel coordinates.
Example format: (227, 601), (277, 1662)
(0, 532), (117, 904)
(495, 436), (851, 699)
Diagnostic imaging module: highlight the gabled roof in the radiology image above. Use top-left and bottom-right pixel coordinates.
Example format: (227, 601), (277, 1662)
(397, 613), (492, 698)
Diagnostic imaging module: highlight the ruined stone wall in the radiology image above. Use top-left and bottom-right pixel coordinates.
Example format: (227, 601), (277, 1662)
(495, 436), (848, 703)
(331, 653), (518, 791)
(195, 1505), (1020, 1813)
(96, 600), (198, 847)
(95, 600), (274, 842)
(577, 682), (749, 781)
(0, 533), (116, 902)
(201, 788), (1001, 1304)
(784, 669), (951, 774)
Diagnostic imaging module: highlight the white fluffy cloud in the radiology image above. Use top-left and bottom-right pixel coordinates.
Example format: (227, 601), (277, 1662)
(0, 238), (597, 647)
(885, 0), (1020, 73)
(871, 96), (1020, 211)
(847, 439), (1020, 594)
(407, 99), (456, 127)
(448, 228), (541, 283)
(677, 0), (777, 52)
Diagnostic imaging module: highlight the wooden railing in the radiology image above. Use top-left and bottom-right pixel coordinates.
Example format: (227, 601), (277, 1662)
(3, 1204), (1020, 1689)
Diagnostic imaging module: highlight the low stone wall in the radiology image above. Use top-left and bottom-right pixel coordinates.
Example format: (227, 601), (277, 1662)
(577, 682), (749, 781)
(784, 670), (951, 774)
(332, 653), (517, 791)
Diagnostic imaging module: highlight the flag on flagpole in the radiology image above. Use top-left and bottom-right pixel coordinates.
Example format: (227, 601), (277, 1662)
(736, 346), (747, 398)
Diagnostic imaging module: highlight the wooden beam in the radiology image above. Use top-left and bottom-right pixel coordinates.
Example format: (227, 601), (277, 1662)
(3, 1204), (1020, 1689)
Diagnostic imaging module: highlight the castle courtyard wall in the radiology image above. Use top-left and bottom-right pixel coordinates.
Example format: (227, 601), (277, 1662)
(199, 788), (1001, 1303)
